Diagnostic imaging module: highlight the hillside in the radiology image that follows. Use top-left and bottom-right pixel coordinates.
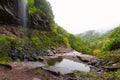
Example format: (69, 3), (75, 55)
(78, 30), (108, 54)
(79, 27), (120, 66)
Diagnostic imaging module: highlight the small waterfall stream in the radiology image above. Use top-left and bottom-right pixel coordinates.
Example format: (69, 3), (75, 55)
(18, 0), (27, 28)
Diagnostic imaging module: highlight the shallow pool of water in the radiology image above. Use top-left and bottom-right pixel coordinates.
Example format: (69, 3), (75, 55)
(47, 57), (90, 72)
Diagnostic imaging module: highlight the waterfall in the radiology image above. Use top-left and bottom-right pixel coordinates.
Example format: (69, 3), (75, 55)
(18, 0), (27, 27)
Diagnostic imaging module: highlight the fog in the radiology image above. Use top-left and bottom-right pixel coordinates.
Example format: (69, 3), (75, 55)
(47, 0), (120, 34)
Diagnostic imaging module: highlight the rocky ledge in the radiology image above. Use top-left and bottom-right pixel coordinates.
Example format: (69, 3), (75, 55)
(0, 47), (120, 80)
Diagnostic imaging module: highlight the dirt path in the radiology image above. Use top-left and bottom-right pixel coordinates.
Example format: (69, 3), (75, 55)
(0, 63), (38, 80)
(0, 62), (65, 80)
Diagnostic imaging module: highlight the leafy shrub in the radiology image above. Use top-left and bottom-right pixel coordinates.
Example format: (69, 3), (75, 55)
(102, 26), (120, 51)
(93, 49), (101, 55)
(0, 36), (14, 44)
(0, 57), (12, 64)
(27, 0), (41, 15)
(104, 70), (120, 79)
(63, 37), (70, 47)
(31, 36), (40, 47)
(97, 49), (120, 61)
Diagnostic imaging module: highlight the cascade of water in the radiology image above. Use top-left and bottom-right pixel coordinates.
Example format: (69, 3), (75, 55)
(18, 0), (27, 28)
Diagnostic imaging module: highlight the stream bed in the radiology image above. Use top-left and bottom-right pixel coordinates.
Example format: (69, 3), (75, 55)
(45, 57), (90, 74)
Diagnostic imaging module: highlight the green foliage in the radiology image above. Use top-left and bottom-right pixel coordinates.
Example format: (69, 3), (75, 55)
(0, 36), (14, 63)
(16, 47), (23, 51)
(109, 27), (120, 38)
(74, 71), (96, 78)
(27, 0), (39, 14)
(108, 27), (120, 50)
(34, 0), (54, 20)
(0, 0), (105, 64)
(0, 36), (14, 44)
(0, 29), (72, 63)
(55, 26), (92, 54)
(97, 49), (120, 61)
(69, 34), (92, 54)
(102, 27), (120, 51)
(73, 71), (103, 80)
(18, 0), (93, 54)
(34, 68), (48, 78)
(56, 26), (69, 37)
(47, 32), (69, 47)
(102, 38), (117, 51)
(77, 26), (120, 61)
(63, 37), (70, 47)
(27, 0), (55, 32)
(73, 70), (120, 80)
(104, 70), (120, 79)
(50, 22), (57, 32)
(0, 36), (27, 63)
(29, 29), (71, 49)
(79, 30), (108, 54)
(0, 57), (12, 64)
(27, 0), (54, 21)
(31, 36), (40, 47)
(93, 49), (101, 55)
(97, 51), (113, 60)
(11, 37), (27, 51)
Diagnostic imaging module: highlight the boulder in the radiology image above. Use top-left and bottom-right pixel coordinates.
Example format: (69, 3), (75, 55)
(76, 55), (91, 62)
(103, 66), (120, 71)
(46, 49), (54, 56)
(36, 56), (44, 62)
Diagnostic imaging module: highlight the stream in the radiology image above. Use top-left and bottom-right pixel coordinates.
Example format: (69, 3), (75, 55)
(45, 57), (90, 74)
(13, 57), (90, 75)
(7, 50), (93, 75)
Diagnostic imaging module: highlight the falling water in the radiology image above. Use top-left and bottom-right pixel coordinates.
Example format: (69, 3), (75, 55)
(18, 0), (27, 28)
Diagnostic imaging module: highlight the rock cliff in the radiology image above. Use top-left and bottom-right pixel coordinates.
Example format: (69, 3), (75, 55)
(0, 0), (19, 25)
(0, 0), (51, 31)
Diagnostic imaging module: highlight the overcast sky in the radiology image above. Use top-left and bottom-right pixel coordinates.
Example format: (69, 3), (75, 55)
(47, 0), (120, 34)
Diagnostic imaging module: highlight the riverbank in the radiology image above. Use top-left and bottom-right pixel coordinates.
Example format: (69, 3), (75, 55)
(0, 47), (120, 80)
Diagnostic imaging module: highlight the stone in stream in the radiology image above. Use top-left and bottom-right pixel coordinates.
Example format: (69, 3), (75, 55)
(46, 50), (54, 56)
(43, 66), (73, 75)
(43, 58), (90, 75)
(103, 66), (120, 71)
(76, 56), (91, 62)
(35, 56), (44, 62)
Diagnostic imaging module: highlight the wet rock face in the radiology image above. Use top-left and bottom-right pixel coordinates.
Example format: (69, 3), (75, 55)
(29, 14), (51, 31)
(9, 43), (56, 61)
(0, 0), (51, 31)
(9, 46), (46, 62)
(0, 0), (19, 25)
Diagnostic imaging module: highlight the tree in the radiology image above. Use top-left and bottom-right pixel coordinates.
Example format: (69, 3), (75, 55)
(102, 26), (120, 51)
(34, 0), (54, 21)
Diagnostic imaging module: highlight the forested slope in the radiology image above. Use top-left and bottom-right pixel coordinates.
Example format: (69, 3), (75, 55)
(79, 26), (120, 61)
